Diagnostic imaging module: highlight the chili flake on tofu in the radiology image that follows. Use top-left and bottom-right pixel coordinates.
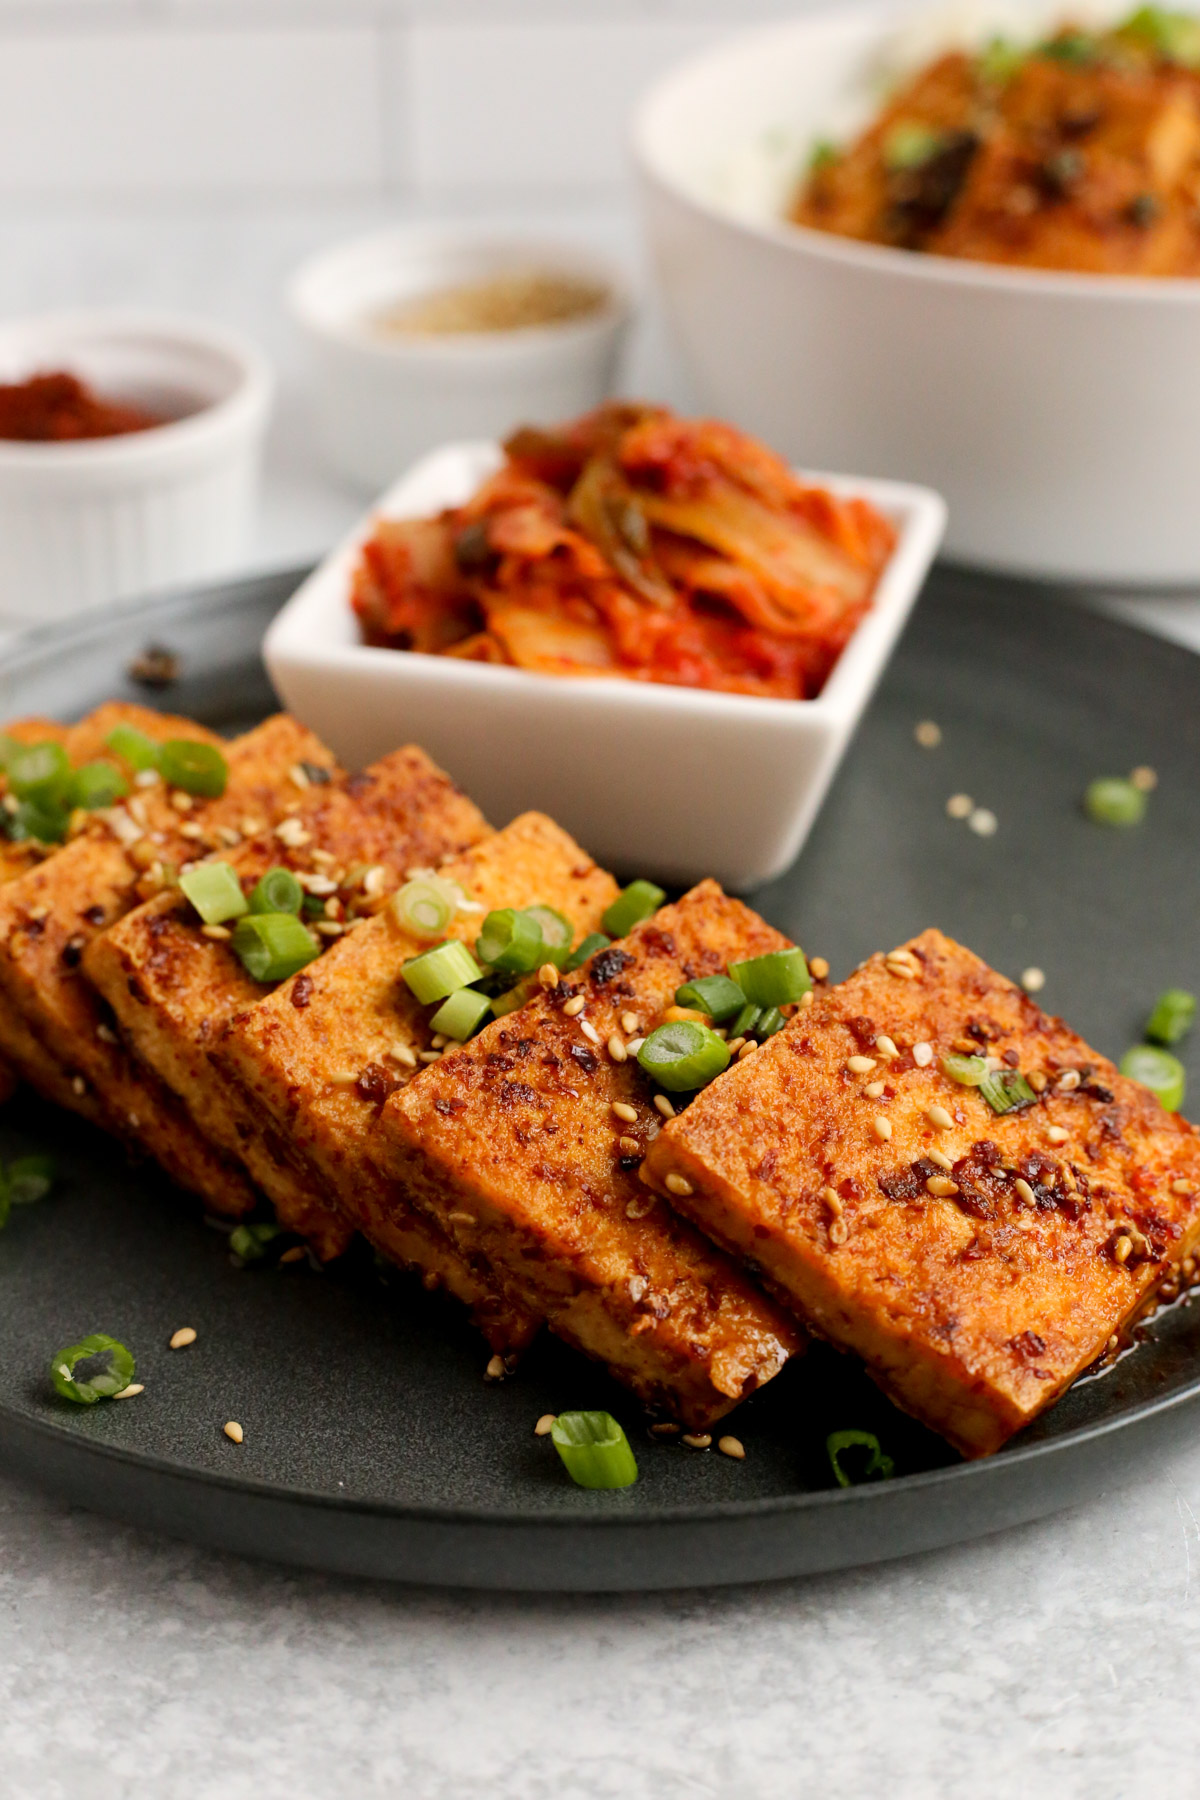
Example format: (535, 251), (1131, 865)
(349, 403), (896, 700)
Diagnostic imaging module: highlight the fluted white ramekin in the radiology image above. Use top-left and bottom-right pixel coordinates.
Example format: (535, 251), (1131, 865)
(0, 310), (273, 627)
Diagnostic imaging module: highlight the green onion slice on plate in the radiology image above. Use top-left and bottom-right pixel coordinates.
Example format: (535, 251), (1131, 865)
(826, 1429), (895, 1488)
(392, 878), (457, 941)
(233, 913), (320, 985)
(1120, 1044), (1186, 1112)
(475, 908), (544, 976)
(1145, 988), (1196, 1046)
(727, 947), (810, 1009)
(248, 867), (304, 916)
(7, 741), (71, 805)
(565, 931), (611, 971)
(601, 880), (665, 939)
(730, 1001), (762, 1040)
(941, 1053), (989, 1085)
(430, 986), (492, 1041)
(756, 1006), (786, 1040)
(674, 974), (746, 1023)
(50, 1333), (136, 1405)
(402, 939), (484, 1005)
(1083, 777), (1146, 827)
(229, 1222), (282, 1264)
(159, 739), (228, 798)
(5, 798), (69, 845)
(105, 724), (162, 772)
(523, 905), (574, 967)
(637, 1020), (731, 1093)
(70, 760), (130, 811)
(180, 861), (248, 926)
(6, 1153), (54, 1208)
(978, 1069), (1037, 1114)
(490, 975), (538, 1019)
(550, 1411), (639, 1489)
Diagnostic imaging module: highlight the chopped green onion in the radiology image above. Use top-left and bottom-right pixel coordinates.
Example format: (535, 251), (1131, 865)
(826, 1429), (895, 1488)
(402, 939), (484, 1005)
(1084, 777), (1146, 827)
(941, 1053), (988, 1085)
(550, 1411), (639, 1489)
(105, 724), (162, 771)
(159, 739), (228, 798)
(756, 1007), (786, 1040)
(978, 1069), (1037, 1114)
(1145, 988), (1196, 1046)
(302, 893), (326, 919)
(476, 908), (544, 976)
(808, 137), (840, 171)
(978, 34), (1025, 81)
(602, 880), (666, 939)
(5, 798), (69, 844)
(1039, 28), (1099, 63)
(392, 878), (456, 941)
(731, 1001), (762, 1040)
(50, 1333), (135, 1405)
(523, 905), (574, 967)
(1120, 1044), (1186, 1111)
(728, 947), (810, 1009)
(565, 931), (611, 971)
(430, 986), (492, 1041)
(69, 760), (130, 810)
(883, 121), (944, 171)
(674, 974), (746, 1023)
(1119, 5), (1200, 66)
(248, 866), (303, 916)
(490, 975), (538, 1018)
(637, 1020), (731, 1093)
(0, 733), (19, 770)
(7, 1153), (54, 1207)
(7, 741), (71, 804)
(229, 1222), (281, 1264)
(180, 861), (248, 925)
(233, 913), (320, 984)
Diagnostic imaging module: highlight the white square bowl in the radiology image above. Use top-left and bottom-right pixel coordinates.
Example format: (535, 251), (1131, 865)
(264, 443), (945, 890)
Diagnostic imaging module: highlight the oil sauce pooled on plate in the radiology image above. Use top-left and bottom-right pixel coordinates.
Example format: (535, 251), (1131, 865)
(372, 270), (610, 338)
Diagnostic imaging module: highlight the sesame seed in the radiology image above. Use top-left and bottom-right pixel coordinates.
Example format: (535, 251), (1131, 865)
(169, 1327), (197, 1350)
(726, 1038), (746, 1055)
(927, 1148), (954, 1172)
(864, 1080), (886, 1098)
(821, 1185), (843, 1215)
(178, 822), (205, 842)
(968, 807), (998, 837)
(329, 1070), (360, 1087)
(563, 995), (586, 1017)
(223, 1421), (244, 1444)
(829, 1219), (849, 1245)
(1057, 1069), (1081, 1091)
(96, 1023), (117, 1044)
(629, 1275), (648, 1302)
(289, 763), (311, 788)
(927, 1104), (954, 1130)
(113, 1383), (144, 1400)
(390, 1043), (417, 1071)
(737, 1040), (758, 1061)
(681, 1434), (711, 1450)
(875, 1035), (899, 1060)
(799, 990), (815, 1010)
(311, 849), (335, 865)
(240, 817), (265, 837)
(1018, 966), (1046, 994)
(911, 1042), (933, 1068)
(654, 1094), (676, 1119)
(885, 960), (918, 981)
(170, 790), (194, 813)
(418, 1049), (442, 1063)
(1130, 765), (1158, 792)
(535, 1414), (557, 1436)
(619, 1135), (640, 1155)
(134, 768), (161, 789)
(216, 827), (241, 849)
(947, 793), (973, 819)
(1172, 1178), (1194, 1195)
(485, 1354), (506, 1380)
(809, 956), (830, 981)
(1185, 1257), (1197, 1278)
(200, 923), (232, 940)
(915, 720), (942, 749)
(650, 1422), (681, 1437)
(274, 818), (311, 849)
(926, 1176), (958, 1197)
(314, 920), (345, 938)
(847, 1055), (876, 1074)
(718, 1435), (746, 1460)
(626, 1195), (656, 1219)
(362, 865), (386, 898)
(872, 1115), (892, 1142)
(1114, 1235), (1133, 1265)
(279, 1246), (307, 1264)
(611, 1101), (638, 1125)
(448, 1210), (475, 1225)
(1028, 1070), (1048, 1093)
(538, 963), (560, 990)
(579, 1020), (601, 1045)
(621, 1012), (639, 1035)
(71, 1075), (87, 1097)
(1014, 1178), (1036, 1206)
(1046, 1125), (1069, 1144)
(1107, 1334), (1120, 1353)
(665, 1172), (694, 1197)
(607, 1034), (628, 1063)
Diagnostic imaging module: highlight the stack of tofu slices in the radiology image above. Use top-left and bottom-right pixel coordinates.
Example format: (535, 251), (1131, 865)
(9, 702), (1200, 1459)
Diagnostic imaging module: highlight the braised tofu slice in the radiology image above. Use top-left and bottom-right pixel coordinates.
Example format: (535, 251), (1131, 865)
(372, 880), (802, 1428)
(213, 813), (618, 1353)
(642, 927), (1200, 1457)
(0, 715), (338, 1215)
(83, 746), (490, 1259)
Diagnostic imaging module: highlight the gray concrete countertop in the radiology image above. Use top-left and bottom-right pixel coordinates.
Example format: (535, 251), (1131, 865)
(2, 198), (1200, 1799)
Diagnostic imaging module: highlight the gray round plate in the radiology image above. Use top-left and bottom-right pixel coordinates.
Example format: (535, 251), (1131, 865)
(0, 566), (1198, 1592)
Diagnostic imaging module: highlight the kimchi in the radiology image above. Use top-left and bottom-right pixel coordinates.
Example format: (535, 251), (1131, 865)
(349, 404), (895, 701)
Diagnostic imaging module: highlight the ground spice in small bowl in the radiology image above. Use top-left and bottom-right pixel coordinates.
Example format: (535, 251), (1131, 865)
(373, 271), (610, 338)
(0, 370), (166, 442)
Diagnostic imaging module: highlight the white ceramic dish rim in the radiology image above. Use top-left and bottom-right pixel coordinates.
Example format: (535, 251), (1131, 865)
(0, 309), (274, 470)
(264, 440), (948, 729)
(632, 1), (1200, 306)
(286, 226), (634, 364)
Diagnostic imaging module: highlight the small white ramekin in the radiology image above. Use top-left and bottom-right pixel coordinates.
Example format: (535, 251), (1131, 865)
(286, 227), (632, 493)
(0, 310), (273, 627)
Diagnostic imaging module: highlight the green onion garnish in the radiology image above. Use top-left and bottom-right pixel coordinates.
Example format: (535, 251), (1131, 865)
(674, 974), (746, 1023)
(809, 137), (840, 172)
(402, 939), (484, 1005)
(180, 861), (248, 926)
(602, 880), (665, 939)
(6, 798), (70, 844)
(476, 908), (544, 976)
(941, 1053), (988, 1085)
(727, 947), (810, 1009)
(233, 913), (320, 984)
(392, 878), (457, 941)
(637, 1020), (731, 1093)
(7, 741), (71, 804)
(50, 1333), (135, 1405)
(883, 121), (944, 171)
(70, 760), (130, 811)
(159, 739), (228, 798)
(1084, 777), (1146, 827)
(523, 905), (574, 967)
(978, 34), (1025, 82)
(756, 1006), (786, 1040)
(430, 986), (492, 1041)
(1145, 988), (1196, 1046)
(978, 1069), (1036, 1114)
(1120, 1044), (1186, 1111)
(7, 1153), (54, 1207)
(229, 1222), (281, 1263)
(565, 931), (611, 971)
(826, 1429), (895, 1488)
(1039, 28), (1098, 63)
(105, 724), (162, 771)
(490, 975), (538, 1018)
(248, 866), (303, 916)
(550, 1411), (639, 1489)
(731, 1001), (762, 1040)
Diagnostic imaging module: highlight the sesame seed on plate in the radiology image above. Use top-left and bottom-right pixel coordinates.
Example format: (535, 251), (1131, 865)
(1020, 967), (1046, 994)
(821, 1186), (843, 1215)
(579, 1020), (601, 1045)
(927, 1104), (954, 1130)
(619, 1135), (640, 1156)
(665, 1172), (693, 1197)
(829, 1219), (849, 1245)
(538, 963), (559, 990)
(872, 1115), (892, 1142)
(864, 1080), (887, 1098)
(928, 1148), (954, 1171)
(418, 1049), (442, 1064)
(846, 1055), (876, 1074)
(1014, 1178), (1036, 1206)
(946, 793), (974, 819)
(223, 1421), (244, 1444)
(169, 1327), (197, 1350)
(613, 1100), (638, 1123)
(875, 1035), (900, 1060)
(621, 1012), (639, 1035)
(914, 720), (942, 749)
(654, 1094), (675, 1119)
(682, 1433), (712, 1450)
(280, 1246), (307, 1264)
(912, 1042), (934, 1067)
(926, 1176), (959, 1197)
(718, 1435), (746, 1460)
(535, 1414), (557, 1436)
(737, 1041), (758, 1061)
(114, 1383), (144, 1400)
(1130, 765), (1158, 791)
(1047, 1125), (1069, 1144)
(563, 994), (586, 1017)
(607, 1034), (628, 1063)
(809, 957), (830, 981)
(484, 1355), (506, 1380)
(968, 807), (998, 837)
(1058, 1069), (1081, 1091)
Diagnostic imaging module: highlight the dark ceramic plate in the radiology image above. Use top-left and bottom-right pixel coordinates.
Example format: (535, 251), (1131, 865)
(1, 567), (1199, 1592)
